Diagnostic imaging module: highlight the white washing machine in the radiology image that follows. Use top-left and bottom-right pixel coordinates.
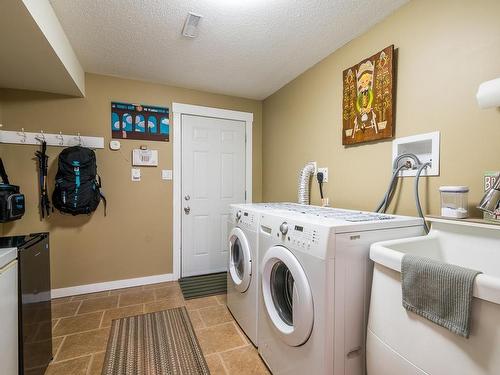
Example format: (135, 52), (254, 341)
(257, 207), (424, 375)
(227, 204), (261, 345)
(227, 203), (315, 346)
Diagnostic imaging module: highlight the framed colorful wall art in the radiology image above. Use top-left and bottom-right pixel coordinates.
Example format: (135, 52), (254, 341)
(342, 45), (395, 145)
(111, 102), (169, 142)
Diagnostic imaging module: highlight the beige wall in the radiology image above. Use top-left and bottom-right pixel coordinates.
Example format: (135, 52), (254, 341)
(0, 100), (4, 236)
(0, 73), (262, 289)
(262, 0), (500, 217)
(2, 0), (499, 289)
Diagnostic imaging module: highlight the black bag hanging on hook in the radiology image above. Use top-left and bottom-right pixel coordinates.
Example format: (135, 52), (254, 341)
(52, 146), (106, 215)
(35, 140), (52, 218)
(0, 158), (26, 222)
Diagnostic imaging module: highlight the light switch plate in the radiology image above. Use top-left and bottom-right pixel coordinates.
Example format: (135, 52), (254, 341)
(162, 169), (173, 180)
(131, 168), (141, 182)
(318, 167), (328, 182)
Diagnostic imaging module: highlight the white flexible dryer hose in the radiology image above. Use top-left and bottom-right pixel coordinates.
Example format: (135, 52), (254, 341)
(298, 162), (316, 205)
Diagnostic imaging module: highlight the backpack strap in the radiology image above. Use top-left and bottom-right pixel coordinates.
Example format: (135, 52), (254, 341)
(100, 191), (107, 216)
(72, 161), (81, 209)
(97, 175), (107, 216)
(0, 158), (10, 184)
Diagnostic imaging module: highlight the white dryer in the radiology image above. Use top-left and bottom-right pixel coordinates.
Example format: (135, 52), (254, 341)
(257, 208), (424, 375)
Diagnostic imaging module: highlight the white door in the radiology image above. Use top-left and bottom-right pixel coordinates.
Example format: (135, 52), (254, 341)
(181, 114), (246, 277)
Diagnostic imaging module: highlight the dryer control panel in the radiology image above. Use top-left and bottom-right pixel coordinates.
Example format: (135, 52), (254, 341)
(287, 224), (319, 250)
(234, 209), (258, 231)
(260, 213), (333, 259)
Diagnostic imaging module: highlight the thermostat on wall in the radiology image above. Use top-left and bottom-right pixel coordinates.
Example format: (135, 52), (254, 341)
(132, 149), (158, 166)
(109, 140), (121, 150)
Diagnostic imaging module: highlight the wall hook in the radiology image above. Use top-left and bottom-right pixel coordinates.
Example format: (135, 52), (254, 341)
(18, 128), (27, 143)
(35, 130), (47, 144)
(57, 131), (64, 146)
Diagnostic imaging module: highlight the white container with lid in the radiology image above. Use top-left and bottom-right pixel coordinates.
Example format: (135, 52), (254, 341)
(439, 186), (469, 218)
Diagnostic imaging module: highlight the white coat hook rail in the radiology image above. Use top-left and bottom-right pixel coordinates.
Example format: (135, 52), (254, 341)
(0, 129), (104, 149)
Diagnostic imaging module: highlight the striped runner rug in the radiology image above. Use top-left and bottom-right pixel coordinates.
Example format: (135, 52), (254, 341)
(102, 307), (210, 375)
(179, 272), (227, 300)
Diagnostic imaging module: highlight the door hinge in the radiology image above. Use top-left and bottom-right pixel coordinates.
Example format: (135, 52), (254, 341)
(245, 190), (247, 200)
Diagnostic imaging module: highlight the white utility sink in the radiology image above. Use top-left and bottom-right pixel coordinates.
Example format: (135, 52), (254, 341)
(367, 217), (500, 375)
(370, 217), (500, 305)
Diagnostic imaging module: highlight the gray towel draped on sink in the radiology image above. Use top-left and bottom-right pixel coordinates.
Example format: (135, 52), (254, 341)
(401, 254), (482, 338)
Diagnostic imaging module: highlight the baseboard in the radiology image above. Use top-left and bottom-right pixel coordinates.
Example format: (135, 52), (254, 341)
(51, 273), (177, 299)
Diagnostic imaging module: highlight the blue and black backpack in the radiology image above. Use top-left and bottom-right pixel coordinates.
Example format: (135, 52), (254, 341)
(0, 158), (25, 222)
(53, 146), (106, 215)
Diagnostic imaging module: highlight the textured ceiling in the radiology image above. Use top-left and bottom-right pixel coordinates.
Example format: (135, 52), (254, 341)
(49, 0), (407, 99)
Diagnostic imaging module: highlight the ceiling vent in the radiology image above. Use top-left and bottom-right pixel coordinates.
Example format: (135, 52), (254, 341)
(182, 12), (203, 38)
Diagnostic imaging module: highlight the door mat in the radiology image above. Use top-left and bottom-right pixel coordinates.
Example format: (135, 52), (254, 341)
(179, 272), (227, 300)
(102, 307), (209, 375)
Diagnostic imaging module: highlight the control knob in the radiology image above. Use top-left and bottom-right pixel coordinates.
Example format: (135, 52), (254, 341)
(236, 210), (242, 220)
(279, 222), (289, 235)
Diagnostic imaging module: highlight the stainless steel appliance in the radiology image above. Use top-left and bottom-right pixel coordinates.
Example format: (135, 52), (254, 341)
(0, 233), (52, 374)
(478, 173), (500, 214)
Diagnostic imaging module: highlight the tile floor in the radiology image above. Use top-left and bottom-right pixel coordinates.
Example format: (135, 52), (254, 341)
(37, 281), (269, 375)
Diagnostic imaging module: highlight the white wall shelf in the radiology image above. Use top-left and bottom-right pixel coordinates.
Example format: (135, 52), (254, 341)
(0, 129), (104, 149)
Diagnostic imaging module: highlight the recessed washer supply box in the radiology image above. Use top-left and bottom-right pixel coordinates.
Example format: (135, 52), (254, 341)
(392, 131), (440, 176)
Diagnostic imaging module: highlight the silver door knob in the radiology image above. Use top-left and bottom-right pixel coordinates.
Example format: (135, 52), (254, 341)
(184, 194), (190, 201)
(184, 206), (191, 214)
(279, 222), (288, 235)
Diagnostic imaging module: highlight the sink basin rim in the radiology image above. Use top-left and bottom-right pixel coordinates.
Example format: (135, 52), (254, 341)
(370, 220), (500, 305)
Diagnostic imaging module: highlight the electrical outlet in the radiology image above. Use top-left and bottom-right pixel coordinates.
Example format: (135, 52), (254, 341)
(318, 167), (328, 182)
(312, 161), (317, 174)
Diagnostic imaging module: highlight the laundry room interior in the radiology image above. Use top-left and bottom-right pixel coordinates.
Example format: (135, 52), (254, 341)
(0, 0), (499, 374)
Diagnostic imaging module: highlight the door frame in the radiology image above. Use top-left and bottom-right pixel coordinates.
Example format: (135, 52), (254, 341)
(172, 103), (253, 279)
